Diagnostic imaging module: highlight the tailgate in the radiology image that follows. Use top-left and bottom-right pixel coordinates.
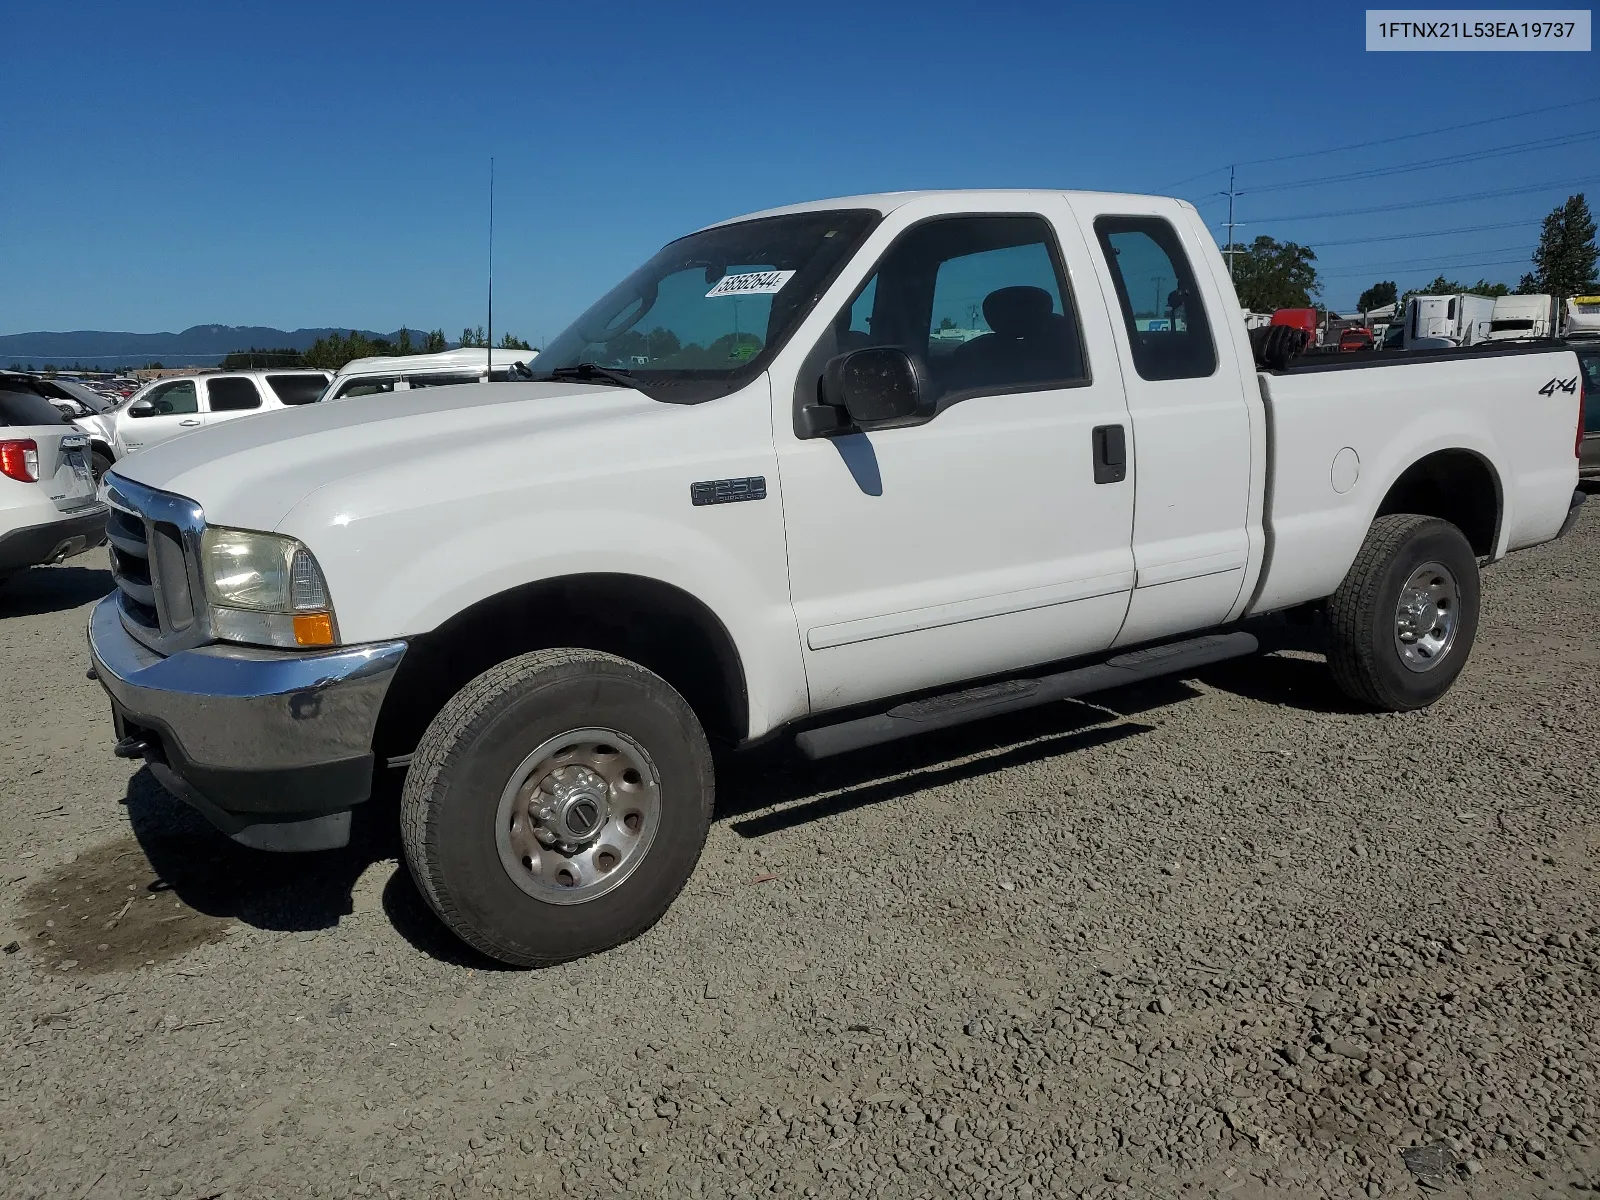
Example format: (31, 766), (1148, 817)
(19, 425), (99, 512)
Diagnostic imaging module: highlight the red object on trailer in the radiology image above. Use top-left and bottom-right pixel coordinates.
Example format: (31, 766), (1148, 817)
(1338, 328), (1375, 352)
(1271, 308), (1320, 347)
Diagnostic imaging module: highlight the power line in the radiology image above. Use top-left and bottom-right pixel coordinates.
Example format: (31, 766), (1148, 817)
(1322, 245), (1531, 272)
(1310, 220), (1539, 248)
(1159, 94), (1600, 190)
(1246, 175), (1600, 223)
(1239, 130), (1600, 195)
(1320, 255), (1532, 280)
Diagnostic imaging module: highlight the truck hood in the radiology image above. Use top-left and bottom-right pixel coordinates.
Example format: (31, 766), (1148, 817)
(111, 382), (655, 531)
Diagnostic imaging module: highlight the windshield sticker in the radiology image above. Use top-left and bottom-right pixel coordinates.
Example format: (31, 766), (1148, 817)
(705, 269), (795, 298)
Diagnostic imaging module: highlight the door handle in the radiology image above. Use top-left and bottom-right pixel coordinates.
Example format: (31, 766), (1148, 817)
(1092, 424), (1126, 484)
(178, 419), (201, 426)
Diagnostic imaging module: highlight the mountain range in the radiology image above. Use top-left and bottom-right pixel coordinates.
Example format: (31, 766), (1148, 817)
(0, 325), (416, 367)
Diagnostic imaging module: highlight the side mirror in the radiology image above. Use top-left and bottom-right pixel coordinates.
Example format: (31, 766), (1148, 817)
(127, 400), (156, 418)
(802, 348), (933, 437)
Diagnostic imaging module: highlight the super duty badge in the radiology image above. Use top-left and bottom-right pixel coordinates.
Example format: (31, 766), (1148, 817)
(690, 477), (767, 506)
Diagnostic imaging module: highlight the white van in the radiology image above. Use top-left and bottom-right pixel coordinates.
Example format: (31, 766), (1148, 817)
(321, 347), (538, 401)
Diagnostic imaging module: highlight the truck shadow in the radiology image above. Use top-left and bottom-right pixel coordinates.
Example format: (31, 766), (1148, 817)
(0, 563), (114, 618)
(102, 632), (1348, 968)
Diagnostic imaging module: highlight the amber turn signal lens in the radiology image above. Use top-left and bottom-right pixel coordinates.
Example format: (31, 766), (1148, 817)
(293, 612), (335, 647)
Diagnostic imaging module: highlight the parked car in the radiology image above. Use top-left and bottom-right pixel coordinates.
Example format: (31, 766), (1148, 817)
(1338, 328), (1375, 352)
(321, 347), (538, 401)
(111, 369), (330, 458)
(0, 374), (106, 585)
(89, 189), (1584, 967)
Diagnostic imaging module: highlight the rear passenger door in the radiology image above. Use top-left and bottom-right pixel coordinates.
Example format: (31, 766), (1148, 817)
(200, 376), (266, 426)
(1072, 202), (1256, 646)
(775, 204), (1136, 711)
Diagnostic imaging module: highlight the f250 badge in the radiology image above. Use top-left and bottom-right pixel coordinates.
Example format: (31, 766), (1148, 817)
(690, 476), (767, 506)
(1539, 377), (1579, 396)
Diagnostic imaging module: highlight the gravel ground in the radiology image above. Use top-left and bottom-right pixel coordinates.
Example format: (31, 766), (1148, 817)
(2, 509), (1597, 1200)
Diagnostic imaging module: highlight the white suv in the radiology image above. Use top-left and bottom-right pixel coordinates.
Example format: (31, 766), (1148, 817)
(0, 374), (106, 583)
(113, 369), (330, 457)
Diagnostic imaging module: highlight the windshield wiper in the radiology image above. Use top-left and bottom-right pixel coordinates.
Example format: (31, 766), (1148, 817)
(536, 362), (642, 390)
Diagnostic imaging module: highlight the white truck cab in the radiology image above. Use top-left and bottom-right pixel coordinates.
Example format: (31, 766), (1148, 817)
(88, 190), (1585, 967)
(1486, 294), (1556, 342)
(321, 347), (538, 401)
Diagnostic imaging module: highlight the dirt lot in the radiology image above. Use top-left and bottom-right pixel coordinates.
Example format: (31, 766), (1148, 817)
(2, 509), (1597, 1200)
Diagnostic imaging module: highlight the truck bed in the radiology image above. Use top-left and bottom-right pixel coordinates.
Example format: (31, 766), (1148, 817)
(1248, 342), (1581, 615)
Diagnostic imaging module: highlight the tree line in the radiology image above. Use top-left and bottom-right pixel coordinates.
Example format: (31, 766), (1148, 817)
(1223, 193), (1598, 316)
(223, 326), (534, 372)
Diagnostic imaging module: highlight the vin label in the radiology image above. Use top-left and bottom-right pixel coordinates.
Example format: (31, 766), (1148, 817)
(691, 477), (767, 506)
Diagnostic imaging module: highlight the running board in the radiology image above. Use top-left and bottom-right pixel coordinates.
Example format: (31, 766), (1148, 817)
(794, 631), (1258, 760)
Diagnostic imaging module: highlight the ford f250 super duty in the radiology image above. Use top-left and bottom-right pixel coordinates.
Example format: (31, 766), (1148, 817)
(87, 190), (1587, 966)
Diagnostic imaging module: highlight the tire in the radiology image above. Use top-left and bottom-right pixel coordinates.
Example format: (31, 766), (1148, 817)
(400, 648), (713, 967)
(1326, 514), (1480, 711)
(90, 451), (113, 484)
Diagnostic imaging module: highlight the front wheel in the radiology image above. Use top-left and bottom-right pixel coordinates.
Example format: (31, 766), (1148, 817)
(1325, 514), (1480, 711)
(400, 648), (713, 966)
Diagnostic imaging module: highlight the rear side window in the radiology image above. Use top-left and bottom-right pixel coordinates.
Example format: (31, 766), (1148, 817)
(0, 385), (71, 427)
(206, 377), (262, 412)
(334, 376), (397, 399)
(266, 374), (327, 405)
(407, 373), (480, 389)
(1093, 216), (1217, 381)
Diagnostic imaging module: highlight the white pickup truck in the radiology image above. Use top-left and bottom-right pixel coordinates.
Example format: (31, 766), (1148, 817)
(88, 190), (1586, 966)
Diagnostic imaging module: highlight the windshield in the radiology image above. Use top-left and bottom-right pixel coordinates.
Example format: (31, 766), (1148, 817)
(531, 209), (880, 403)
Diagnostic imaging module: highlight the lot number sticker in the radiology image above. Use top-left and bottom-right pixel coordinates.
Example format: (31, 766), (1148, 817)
(706, 270), (795, 298)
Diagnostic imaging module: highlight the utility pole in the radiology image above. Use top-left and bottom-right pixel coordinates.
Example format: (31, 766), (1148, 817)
(1223, 165), (1243, 282)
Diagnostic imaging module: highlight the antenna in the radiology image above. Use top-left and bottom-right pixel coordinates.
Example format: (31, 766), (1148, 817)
(487, 157), (494, 380)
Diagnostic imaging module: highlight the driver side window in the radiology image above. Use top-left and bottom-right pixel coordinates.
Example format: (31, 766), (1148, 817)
(137, 380), (198, 416)
(805, 214), (1088, 413)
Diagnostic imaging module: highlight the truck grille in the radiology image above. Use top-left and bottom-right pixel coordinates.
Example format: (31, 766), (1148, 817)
(105, 478), (209, 655)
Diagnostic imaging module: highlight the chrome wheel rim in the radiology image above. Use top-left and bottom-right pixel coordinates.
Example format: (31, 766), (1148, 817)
(494, 728), (661, 905)
(1393, 561), (1460, 673)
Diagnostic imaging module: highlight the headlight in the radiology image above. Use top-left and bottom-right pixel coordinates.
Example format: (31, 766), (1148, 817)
(200, 527), (338, 648)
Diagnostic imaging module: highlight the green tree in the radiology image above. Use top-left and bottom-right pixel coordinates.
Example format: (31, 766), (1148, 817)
(497, 332), (532, 350)
(1517, 272), (1540, 293)
(423, 329), (448, 353)
(1401, 276), (1511, 307)
(460, 326), (487, 348)
(396, 327), (414, 354)
(1525, 193), (1598, 299)
(1223, 237), (1320, 311)
(1356, 281), (1397, 312)
(222, 347), (304, 369)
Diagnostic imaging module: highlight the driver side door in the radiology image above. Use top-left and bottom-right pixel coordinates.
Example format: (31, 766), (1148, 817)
(119, 379), (202, 454)
(774, 205), (1137, 712)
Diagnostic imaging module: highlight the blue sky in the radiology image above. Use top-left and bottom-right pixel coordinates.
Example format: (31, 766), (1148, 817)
(2, 0), (1594, 341)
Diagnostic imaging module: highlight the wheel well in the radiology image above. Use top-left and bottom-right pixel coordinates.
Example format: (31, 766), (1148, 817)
(372, 574), (749, 762)
(1375, 449), (1500, 556)
(89, 440), (114, 462)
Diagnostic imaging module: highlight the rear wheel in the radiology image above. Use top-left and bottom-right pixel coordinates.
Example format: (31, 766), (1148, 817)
(90, 451), (113, 485)
(400, 648), (713, 966)
(1326, 514), (1480, 711)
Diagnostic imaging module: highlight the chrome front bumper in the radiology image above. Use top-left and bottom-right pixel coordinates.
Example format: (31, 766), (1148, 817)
(88, 594), (406, 851)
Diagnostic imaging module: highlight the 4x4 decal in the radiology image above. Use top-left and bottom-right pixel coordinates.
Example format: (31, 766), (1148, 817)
(1539, 377), (1579, 396)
